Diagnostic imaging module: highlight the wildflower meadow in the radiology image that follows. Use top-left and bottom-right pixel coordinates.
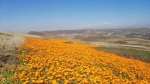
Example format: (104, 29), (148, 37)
(1, 37), (150, 84)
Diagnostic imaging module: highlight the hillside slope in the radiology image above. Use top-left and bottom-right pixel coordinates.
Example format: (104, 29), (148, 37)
(1, 37), (150, 84)
(28, 28), (150, 39)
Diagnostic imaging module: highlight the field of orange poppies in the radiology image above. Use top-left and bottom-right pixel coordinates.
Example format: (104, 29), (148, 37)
(1, 37), (150, 84)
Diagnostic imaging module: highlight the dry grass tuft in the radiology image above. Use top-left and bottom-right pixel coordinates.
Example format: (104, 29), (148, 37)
(0, 31), (41, 68)
(0, 32), (25, 68)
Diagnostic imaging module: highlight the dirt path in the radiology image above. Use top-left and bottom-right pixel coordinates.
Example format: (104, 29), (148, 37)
(89, 41), (150, 50)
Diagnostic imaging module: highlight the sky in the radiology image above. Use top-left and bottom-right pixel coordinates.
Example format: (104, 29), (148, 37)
(0, 0), (150, 33)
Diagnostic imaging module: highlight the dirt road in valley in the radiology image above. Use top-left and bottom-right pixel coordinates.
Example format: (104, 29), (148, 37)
(89, 41), (150, 50)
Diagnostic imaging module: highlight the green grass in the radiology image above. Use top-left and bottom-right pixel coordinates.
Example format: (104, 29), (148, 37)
(115, 40), (127, 44)
(0, 67), (22, 84)
(0, 47), (28, 84)
(95, 47), (150, 62)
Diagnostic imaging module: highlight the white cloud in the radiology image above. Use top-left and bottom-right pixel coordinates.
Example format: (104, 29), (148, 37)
(82, 24), (94, 28)
(102, 22), (111, 26)
(87, 24), (93, 26)
(133, 22), (138, 24)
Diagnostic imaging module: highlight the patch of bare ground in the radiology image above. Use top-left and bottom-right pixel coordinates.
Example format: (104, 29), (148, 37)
(90, 41), (150, 50)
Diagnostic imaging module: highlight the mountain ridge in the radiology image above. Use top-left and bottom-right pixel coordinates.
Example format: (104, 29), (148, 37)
(28, 28), (150, 40)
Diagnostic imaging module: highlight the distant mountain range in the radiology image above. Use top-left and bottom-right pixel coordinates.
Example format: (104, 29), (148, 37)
(28, 28), (150, 40)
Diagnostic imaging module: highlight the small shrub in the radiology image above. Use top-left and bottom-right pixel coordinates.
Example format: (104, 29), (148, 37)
(115, 40), (127, 44)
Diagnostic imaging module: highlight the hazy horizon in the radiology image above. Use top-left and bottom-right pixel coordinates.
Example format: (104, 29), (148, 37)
(0, 0), (150, 33)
